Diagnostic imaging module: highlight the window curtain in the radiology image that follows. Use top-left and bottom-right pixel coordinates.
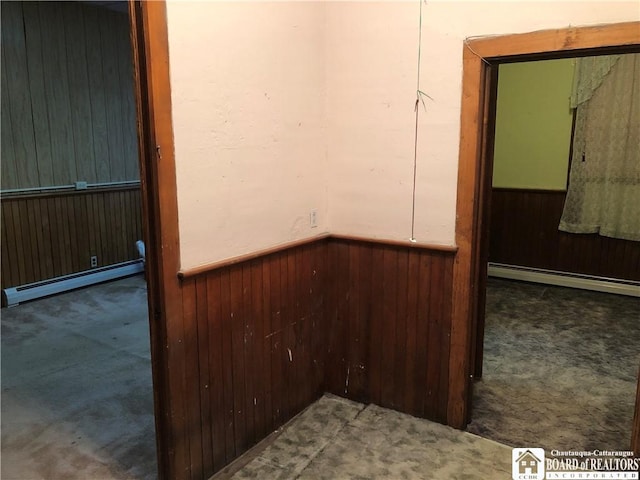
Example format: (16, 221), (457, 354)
(559, 54), (640, 241)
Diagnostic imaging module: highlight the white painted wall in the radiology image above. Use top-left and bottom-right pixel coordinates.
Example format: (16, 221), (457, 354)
(166, 1), (327, 269)
(166, 1), (639, 268)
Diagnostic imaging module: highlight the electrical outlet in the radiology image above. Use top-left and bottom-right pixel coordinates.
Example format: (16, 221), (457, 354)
(90, 256), (98, 268)
(310, 210), (318, 228)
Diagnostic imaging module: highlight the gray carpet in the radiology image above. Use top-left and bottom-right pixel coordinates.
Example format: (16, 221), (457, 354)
(1, 275), (157, 480)
(467, 278), (640, 451)
(222, 394), (512, 480)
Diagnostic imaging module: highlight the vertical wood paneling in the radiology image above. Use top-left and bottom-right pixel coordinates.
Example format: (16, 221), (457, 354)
(22, 2), (54, 187)
(404, 251), (420, 413)
(490, 188), (640, 281)
(39, 2), (77, 186)
(268, 253), (283, 429)
(414, 253), (431, 416)
(1, 45), (18, 189)
(176, 242), (329, 478)
(1, 2), (39, 188)
(101, 12), (126, 182)
(181, 279), (201, 478)
(219, 270), (235, 464)
(0, 188), (143, 290)
(196, 277), (212, 478)
(63, 2), (96, 184)
(380, 248), (397, 408)
(83, 3), (111, 182)
(250, 259), (265, 441)
(206, 273), (225, 472)
(230, 267), (247, 456)
(0, 1), (138, 191)
(261, 256), (273, 437)
(325, 239), (456, 423)
(115, 16), (139, 181)
(393, 250), (408, 411)
(368, 246), (385, 405)
(241, 263), (255, 449)
(167, 237), (456, 478)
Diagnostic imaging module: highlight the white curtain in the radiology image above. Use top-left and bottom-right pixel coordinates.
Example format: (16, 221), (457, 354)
(559, 53), (640, 241)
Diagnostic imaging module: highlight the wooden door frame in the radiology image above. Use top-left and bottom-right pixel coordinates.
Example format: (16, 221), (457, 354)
(450, 21), (640, 435)
(128, 1), (184, 479)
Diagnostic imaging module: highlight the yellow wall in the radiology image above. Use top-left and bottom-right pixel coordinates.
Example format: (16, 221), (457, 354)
(492, 58), (576, 190)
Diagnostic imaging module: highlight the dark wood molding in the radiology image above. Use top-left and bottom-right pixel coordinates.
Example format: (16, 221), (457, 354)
(330, 233), (458, 253)
(178, 233), (331, 280)
(469, 22), (640, 59)
(470, 63), (499, 385)
(129, 1), (182, 478)
(179, 233), (457, 281)
(455, 20), (640, 433)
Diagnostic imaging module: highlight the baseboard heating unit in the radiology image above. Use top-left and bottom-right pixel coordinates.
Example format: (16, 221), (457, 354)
(2, 260), (144, 307)
(488, 263), (640, 298)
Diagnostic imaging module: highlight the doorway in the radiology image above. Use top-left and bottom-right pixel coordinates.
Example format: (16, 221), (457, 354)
(450, 21), (640, 452)
(0, 1), (159, 477)
(466, 54), (640, 450)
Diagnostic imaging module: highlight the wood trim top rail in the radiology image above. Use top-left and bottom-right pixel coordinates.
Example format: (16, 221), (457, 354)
(330, 233), (458, 253)
(177, 233), (458, 280)
(177, 233), (331, 280)
(466, 21), (640, 59)
(1, 180), (141, 196)
(0, 184), (142, 200)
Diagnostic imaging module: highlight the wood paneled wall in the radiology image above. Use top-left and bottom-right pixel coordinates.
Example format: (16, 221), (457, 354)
(489, 188), (640, 281)
(1, 187), (143, 289)
(325, 238), (455, 423)
(1, 1), (138, 190)
(173, 237), (456, 478)
(177, 241), (328, 478)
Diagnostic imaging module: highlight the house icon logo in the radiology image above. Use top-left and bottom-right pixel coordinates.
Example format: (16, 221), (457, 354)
(512, 448), (545, 480)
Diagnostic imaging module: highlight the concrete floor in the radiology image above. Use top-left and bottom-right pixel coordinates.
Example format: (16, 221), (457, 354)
(1, 275), (157, 480)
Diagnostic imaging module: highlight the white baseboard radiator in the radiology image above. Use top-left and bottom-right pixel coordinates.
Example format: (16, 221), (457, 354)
(2, 260), (144, 307)
(488, 262), (640, 298)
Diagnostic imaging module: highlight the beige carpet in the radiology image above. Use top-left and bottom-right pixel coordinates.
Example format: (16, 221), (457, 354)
(219, 394), (512, 480)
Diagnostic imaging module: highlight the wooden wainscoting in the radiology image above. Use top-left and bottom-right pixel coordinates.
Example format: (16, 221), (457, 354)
(174, 235), (457, 478)
(325, 237), (456, 424)
(177, 240), (329, 478)
(1, 186), (143, 289)
(489, 188), (640, 281)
